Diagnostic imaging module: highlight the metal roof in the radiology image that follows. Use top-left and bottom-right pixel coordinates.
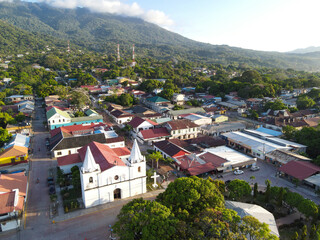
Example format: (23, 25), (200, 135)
(222, 132), (291, 153)
(226, 201), (279, 237)
(305, 174), (320, 187)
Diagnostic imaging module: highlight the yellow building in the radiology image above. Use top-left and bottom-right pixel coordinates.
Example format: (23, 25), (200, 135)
(0, 145), (28, 166)
(213, 114), (229, 123)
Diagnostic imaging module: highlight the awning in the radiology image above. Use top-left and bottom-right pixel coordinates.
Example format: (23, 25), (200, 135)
(232, 159), (256, 168)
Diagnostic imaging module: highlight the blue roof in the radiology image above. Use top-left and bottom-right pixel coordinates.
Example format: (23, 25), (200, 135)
(256, 127), (282, 137)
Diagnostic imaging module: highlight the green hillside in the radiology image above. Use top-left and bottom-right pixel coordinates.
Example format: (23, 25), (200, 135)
(1, 1), (320, 71)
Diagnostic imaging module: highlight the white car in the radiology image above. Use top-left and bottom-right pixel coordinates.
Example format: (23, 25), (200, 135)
(234, 169), (244, 175)
(250, 166), (260, 171)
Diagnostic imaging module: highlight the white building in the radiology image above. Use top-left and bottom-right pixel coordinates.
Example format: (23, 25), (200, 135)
(80, 140), (147, 208)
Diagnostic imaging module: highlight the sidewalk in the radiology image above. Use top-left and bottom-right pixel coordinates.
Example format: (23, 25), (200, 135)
(52, 189), (165, 223)
(276, 212), (302, 227)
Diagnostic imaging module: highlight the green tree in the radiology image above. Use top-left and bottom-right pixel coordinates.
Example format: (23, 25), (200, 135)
(300, 225), (307, 240)
(264, 99), (287, 111)
(147, 151), (163, 169)
(292, 231), (299, 240)
(157, 176), (224, 220)
(254, 183), (258, 199)
(0, 127), (11, 147)
(70, 89), (91, 110)
(297, 96), (315, 110)
(15, 112), (26, 122)
(0, 112), (14, 128)
(285, 191), (304, 208)
(298, 199), (319, 219)
(119, 93), (134, 107)
(282, 125), (297, 140)
(113, 198), (178, 240)
(240, 215), (279, 240)
(265, 179), (271, 203)
(227, 179), (251, 200)
(193, 208), (243, 240)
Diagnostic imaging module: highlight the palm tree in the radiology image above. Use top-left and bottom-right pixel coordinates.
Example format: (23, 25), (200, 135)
(148, 151), (163, 169)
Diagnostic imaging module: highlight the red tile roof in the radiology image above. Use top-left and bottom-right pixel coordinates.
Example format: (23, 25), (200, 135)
(140, 128), (170, 140)
(50, 122), (108, 137)
(105, 136), (125, 144)
(128, 117), (146, 128)
(78, 142), (126, 171)
(0, 172), (27, 196)
(0, 192), (15, 214)
(57, 153), (81, 166)
(279, 161), (320, 180)
(166, 119), (198, 130)
(112, 147), (131, 156)
(199, 152), (227, 167)
(111, 109), (133, 118)
(187, 163), (216, 176)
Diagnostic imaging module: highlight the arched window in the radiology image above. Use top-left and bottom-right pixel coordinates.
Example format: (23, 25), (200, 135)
(89, 177), (93, 183)
(138, 166), (141, 172)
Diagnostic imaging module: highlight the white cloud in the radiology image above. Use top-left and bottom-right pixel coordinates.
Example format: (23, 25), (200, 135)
(0, 0), (13, 2)
(38, 0), (173, 28)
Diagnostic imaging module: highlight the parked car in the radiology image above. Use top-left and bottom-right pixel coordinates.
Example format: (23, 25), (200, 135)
(250, 166), (260, 171)
(234, 169), (244, 175)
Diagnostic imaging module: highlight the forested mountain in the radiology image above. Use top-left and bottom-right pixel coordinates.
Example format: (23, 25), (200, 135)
(289, 46), (320, 54)
(1, 1), (320, 71)
(0, 19), (68, 54)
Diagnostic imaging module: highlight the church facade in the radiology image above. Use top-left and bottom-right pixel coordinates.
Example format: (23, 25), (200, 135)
(79, 140), (147, 208)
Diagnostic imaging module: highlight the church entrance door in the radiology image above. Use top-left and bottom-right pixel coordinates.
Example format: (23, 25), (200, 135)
(114, 188), (121, 200)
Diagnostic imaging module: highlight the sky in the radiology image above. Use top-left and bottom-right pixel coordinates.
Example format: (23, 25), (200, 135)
(13, 0), (320, 52)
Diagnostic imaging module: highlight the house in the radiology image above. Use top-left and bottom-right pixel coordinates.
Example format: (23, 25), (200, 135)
(174, 154), (217, 176)
(0, 172), (27, 232)
(153, 140), (191, 160)
(6, 95), (34, 103)
(0, 145), (28, 166)
(222, 131), (306, 160)
(58, 140), (146, 208)
(226, 201), (279, 238)
(85, 109), (99, 116)
(127, 117), (157, 135)
(46, 107), (71, 129)
(15, 101), (35, 115)
(143, 96), (171, 112)
(180, 113), (212, 126)
(279, 161), (320, 182)
(126, 106), (162, 120)
(212, 114), (228, 123)
(137, 128), (170, 145)
(50, 124), (123, 158)
(4, 134), (30, 149)
(172, 93), (185, 105)
(164, 107), (206, 120)
(266, 149), (311, 167)
(164, 119), (200, 140)
(200, 146), (257, 172)
(46, 107), (103, 130)
(110, 109), (133, 124)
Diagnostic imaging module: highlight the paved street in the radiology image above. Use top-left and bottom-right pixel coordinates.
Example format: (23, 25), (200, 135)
(215, 159), (320, 204)
(1, 101), (163, 240)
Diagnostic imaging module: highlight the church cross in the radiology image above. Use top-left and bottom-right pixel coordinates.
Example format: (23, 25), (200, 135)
(151, 171), (160, 188)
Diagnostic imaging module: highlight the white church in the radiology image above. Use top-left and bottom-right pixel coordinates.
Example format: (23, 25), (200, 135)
(58, 140), (147, 208)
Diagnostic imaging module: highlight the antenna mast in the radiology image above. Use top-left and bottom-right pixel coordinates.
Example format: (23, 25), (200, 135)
(67, 40), (70, 53)
(131, 44), (136, 67)
(117, 44), (120, 62)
